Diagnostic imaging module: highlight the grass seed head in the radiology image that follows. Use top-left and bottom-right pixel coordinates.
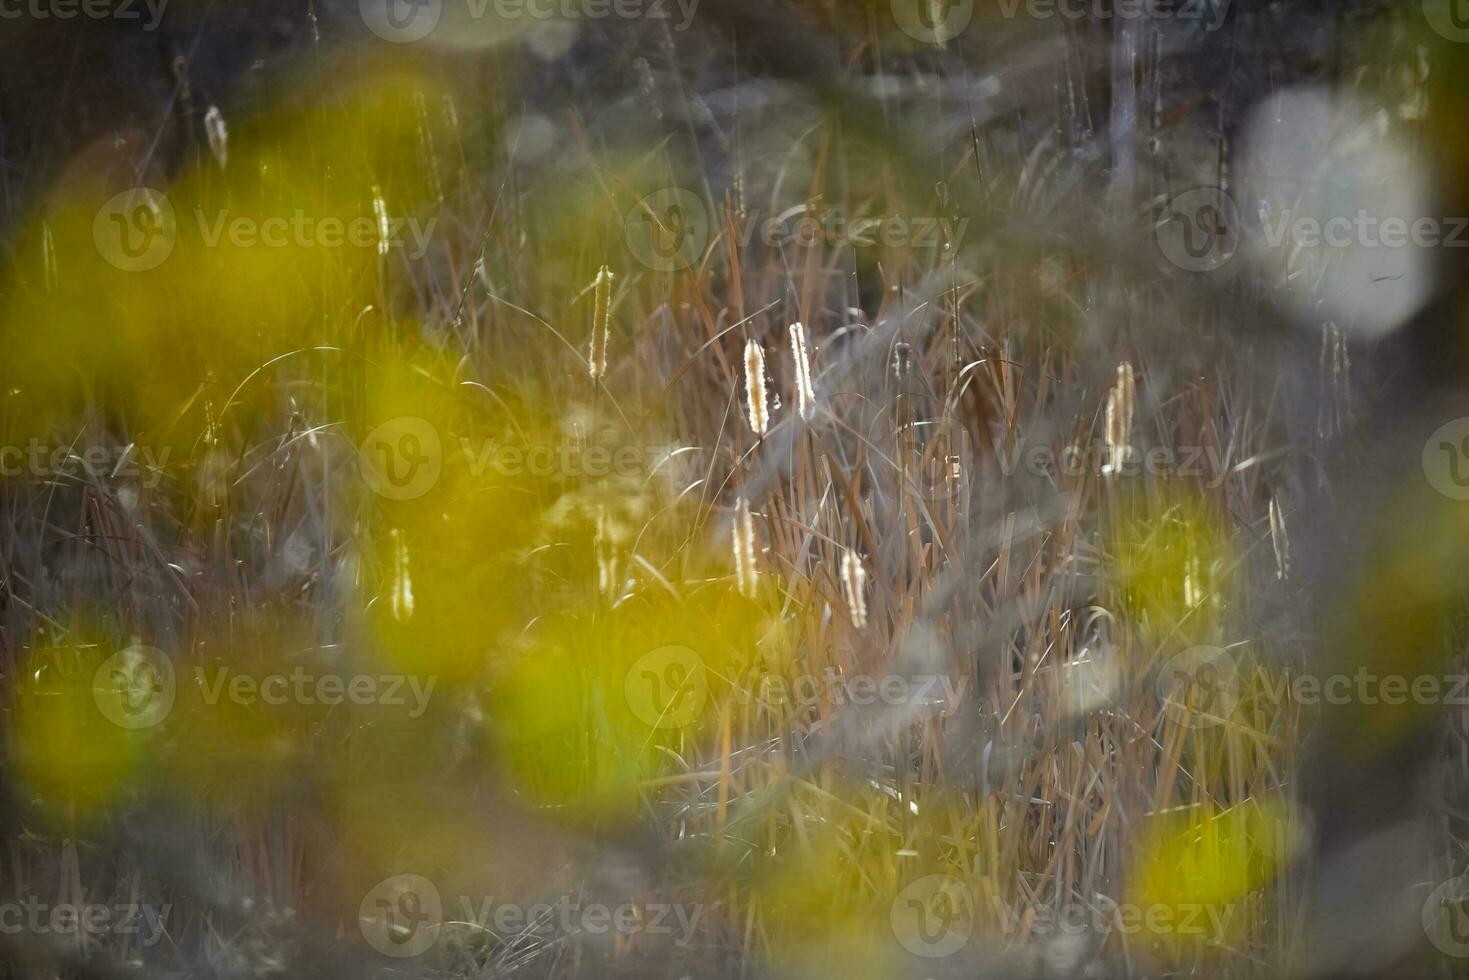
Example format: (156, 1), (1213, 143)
(841, 549), (867, 629)
(744, 339), (769, 436)
(733, 498), (759, 597)
(204, 105), (229, 169)
(1104, 361), (1136, 475)
(590, 265), (613, 381)
(789, 322), (815, 421)
(389, 528), (414, 622)
(372, 185), (392, 257)
(1270, 493), (1291, 580)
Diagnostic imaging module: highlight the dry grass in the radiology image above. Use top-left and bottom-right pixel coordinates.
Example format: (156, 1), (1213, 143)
(1, 5), (1465, 980)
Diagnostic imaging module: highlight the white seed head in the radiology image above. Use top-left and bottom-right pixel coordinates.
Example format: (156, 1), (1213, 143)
(389, 528), (414, 622)
(204, 105), (229, 169)
(744, 339), (769, 436)
(789, 321), (815, 421)
(733, 498), (759, 598)
(894, 342), (912, 381)
(1103, 361), (1135, 475)
(841, 549), (867, 629)
(590, 265), (613, 380)
(372, 186), (392, 257)
(1269, 492), (1290, 580)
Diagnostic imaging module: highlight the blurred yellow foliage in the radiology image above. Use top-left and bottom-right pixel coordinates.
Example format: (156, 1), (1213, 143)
(1132, 797), (1292, 954)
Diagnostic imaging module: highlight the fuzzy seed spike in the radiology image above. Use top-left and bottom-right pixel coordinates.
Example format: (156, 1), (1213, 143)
(744, 339), (769, 436)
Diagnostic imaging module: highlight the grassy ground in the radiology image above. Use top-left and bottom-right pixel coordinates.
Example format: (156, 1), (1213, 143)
(1, 3), (1465, 978)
